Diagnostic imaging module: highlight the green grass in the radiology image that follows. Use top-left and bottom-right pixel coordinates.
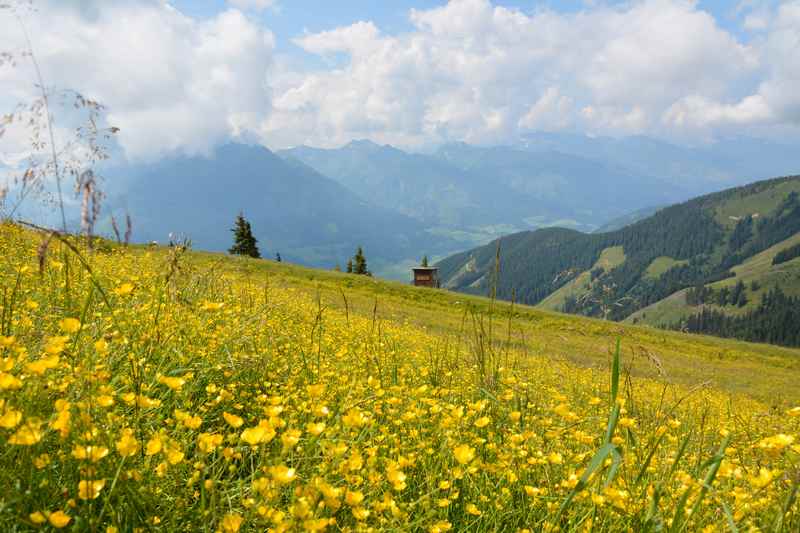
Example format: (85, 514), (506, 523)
(714, 179), (800, 228)
(175, 248), (800, 405)
(644, 256), (688, 279)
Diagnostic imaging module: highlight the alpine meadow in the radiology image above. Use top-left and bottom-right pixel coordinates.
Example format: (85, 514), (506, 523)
(3, 0), (800, 532)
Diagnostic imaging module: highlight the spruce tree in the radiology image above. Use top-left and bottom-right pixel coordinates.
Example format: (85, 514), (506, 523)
(353, 246), (370, 276)
(229, 213), (261, 258)
(346, 259), (353, 273)
(421, 255), (429, 267)
(275, 252), (282, 262)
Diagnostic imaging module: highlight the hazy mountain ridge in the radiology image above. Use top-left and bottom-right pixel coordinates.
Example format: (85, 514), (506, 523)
(278, 138), (707, 244)
(515, 132), (800, 193)
(279, 140), (555, 229)
(104, 143), (455, 271)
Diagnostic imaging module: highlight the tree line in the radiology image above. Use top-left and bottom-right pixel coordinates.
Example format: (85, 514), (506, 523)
(673, 286), (800, 348)
(685, 280), (751, 308)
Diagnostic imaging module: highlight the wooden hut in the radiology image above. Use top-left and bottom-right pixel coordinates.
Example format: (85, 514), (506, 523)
(412, 266), (440, 288)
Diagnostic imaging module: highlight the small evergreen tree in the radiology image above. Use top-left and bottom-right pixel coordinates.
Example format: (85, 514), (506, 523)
(352, 246), (370, 276)
(346, 259), (353, 273)
(228, 212), (261, 258)
(421, 255), (429, 267)
(275, 252), (282, 262)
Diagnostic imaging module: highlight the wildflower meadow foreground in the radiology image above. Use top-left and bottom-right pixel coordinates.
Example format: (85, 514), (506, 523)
(0, 222), (798, 532)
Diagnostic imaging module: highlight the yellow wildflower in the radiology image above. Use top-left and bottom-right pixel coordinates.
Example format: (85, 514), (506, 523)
(269, 464), (297, 484)
(9, 421), (43, 445)
(58, 318), (81, 334)
(345, 490), (364, 506)
(71, 445), (109, 463)
(78, 479), (106, 500)
(145, 435), (163, 456)
(0, 372), (22, 390)
(474, 416), (490, 428)
(453, 444), (476, 465)
(0, 409), (22, 429)
(113, 282), (135, 297)
(223, 411), (244, 428)
(157, 374), (186, 391)
(116, 429), (140, 457)
(48, 510), (71, 528)
(221, 513), (243, 532)
(198, 433), (223, 453)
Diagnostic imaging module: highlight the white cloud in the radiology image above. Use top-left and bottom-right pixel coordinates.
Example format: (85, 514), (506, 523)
(2, 0), (799, 158)
(261, 0), (785, 148)
(1, 1), (275, 160)
(518, 87), (574, 131)
(661, 1), (800, 135)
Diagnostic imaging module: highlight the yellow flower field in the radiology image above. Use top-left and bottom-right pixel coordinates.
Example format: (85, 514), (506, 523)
(0, 222), (798, 531)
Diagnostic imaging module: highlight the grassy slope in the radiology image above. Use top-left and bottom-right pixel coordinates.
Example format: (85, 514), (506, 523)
(537, 246), (625, 311)
(6, 224), (800, 531)
(177, 247), (800, 405)
(644, 256), (688, 279)
(628, 232), (800, 328)
(714, 178), (800, 228)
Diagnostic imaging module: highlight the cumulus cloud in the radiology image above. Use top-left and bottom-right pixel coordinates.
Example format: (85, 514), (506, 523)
(660, 1), (800, 135)
(261, 0), (786, 147)
(2, 0), (799, 158)
(518, 88), (574, 131)
(1, 1), (275, 161)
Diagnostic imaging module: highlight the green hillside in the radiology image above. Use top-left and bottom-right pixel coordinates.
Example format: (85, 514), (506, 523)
(438, 175), (800, 345)
(630, 232), (800, 326)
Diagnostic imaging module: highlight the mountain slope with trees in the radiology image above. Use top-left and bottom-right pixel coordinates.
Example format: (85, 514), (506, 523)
(437, 175), (800, 344)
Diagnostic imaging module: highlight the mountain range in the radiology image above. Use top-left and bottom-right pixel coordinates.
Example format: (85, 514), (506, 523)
(79, 133), (800, 280)
(104, 143), (449, 271)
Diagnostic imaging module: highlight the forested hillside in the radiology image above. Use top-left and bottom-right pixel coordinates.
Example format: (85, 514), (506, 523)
(438, 175), (800, 344)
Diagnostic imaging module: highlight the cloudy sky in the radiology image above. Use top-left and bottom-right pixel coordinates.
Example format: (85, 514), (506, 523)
(1, 0), (799, 161)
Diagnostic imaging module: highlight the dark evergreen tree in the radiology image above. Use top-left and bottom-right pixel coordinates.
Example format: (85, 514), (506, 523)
(275, 252), (282, 262)
(421, 255), (429, 267)
(717, 286), (730, 306)
(346, 259), (353, 273)
(731, 281), (745, 307)
(352, 246), (370, 276)
(229, 213), (261, 258)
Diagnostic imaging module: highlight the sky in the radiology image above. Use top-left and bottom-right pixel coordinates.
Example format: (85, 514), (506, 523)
(1, 0), (799, 162)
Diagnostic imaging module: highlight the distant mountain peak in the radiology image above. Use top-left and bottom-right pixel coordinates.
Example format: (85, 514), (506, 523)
(344, 139), (383, 150)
